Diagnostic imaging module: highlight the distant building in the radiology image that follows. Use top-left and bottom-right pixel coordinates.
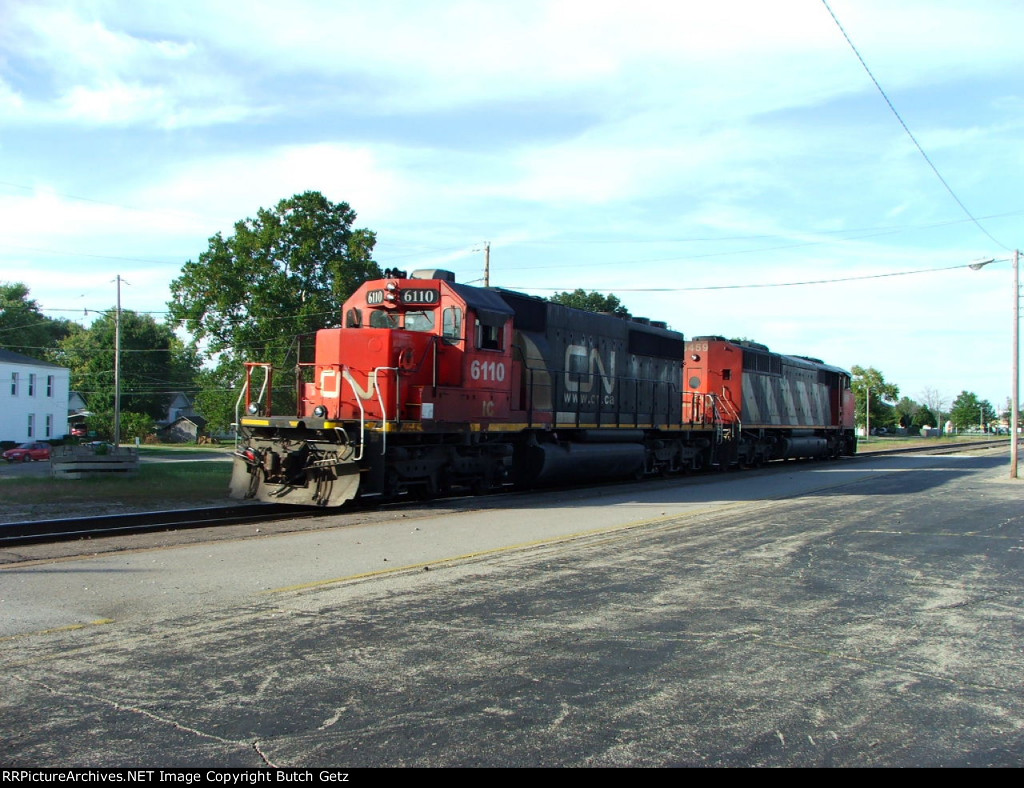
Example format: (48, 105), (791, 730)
(162, 414), (209, 444)
(157, 392), (209, 443)
(68, 391), (89, 431)
(160, 391), (200, 427)
(0, 349), (71, 443)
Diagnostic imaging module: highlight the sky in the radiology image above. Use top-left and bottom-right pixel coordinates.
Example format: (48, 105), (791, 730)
(1, 0), (1022, 413)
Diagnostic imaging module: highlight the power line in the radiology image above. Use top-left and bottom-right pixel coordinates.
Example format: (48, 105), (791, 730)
(508, 259), (1007, 293)
(821, 0), (1010, 251)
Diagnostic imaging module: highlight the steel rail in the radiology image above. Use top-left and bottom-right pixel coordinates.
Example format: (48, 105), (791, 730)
(0, 503), (323, 547)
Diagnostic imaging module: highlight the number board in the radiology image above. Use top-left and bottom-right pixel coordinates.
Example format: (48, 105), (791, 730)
(365, 289), (439, 306)
(400, 288), (439, 305)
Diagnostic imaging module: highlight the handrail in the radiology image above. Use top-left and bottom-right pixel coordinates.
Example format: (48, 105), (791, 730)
(235, 363), (272, 447)
(717, 390), (742, 436)
(233, 378), (249, 449)
(373, 366), (398, 456)
(340, 367), (367, 462)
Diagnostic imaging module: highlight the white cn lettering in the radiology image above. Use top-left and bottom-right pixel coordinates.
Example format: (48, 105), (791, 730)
(320, 369), (341, 399)
(564, 345), (616, 394)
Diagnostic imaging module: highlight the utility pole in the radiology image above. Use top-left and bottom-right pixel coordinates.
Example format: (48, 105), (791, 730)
(865, 387), (870, 442)
(1012, 249), (1019, 478)
(114, 275), (122, 451)
(484, 242), (491, 287)
(968, 251), (1019, 478)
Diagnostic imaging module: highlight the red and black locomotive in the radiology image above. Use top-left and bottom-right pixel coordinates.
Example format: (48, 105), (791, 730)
(230, 269), (857, 506)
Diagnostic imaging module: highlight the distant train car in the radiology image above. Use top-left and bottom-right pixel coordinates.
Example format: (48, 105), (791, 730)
(230, 270), (855, 507)
(683, 336), (857, 466)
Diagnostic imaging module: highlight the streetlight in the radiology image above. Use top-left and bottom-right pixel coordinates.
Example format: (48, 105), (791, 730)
(970, 251), (1019, 479)
(865, 386), (871, 441)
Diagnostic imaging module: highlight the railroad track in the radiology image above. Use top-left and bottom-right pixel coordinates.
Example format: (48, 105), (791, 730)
(0, 503), (326, 547)
(852, 438), (1012, 457)
(1, 439), (1011, 547)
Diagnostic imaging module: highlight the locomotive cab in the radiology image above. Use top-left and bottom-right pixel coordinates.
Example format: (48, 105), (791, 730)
(309, 269), (517, 426)
(232, 269), (519, 506)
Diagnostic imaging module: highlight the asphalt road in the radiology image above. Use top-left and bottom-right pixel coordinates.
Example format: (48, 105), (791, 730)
(1, 447), (1021, 767)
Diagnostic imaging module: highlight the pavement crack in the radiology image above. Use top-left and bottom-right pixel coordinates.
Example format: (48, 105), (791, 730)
(252, 740), (279, 768)
(17, 676), (246, 748)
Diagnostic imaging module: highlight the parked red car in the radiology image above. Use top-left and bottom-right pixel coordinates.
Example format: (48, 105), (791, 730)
(3, 442), (52, 462)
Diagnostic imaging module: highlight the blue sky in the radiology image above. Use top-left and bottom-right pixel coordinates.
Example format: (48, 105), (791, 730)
(1, 0), (1022, 413)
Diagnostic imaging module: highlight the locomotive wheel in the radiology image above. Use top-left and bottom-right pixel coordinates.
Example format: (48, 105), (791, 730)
(412, 474), (439, 500)
(380, 470), (402, 502)
(470, 471), (493, 496)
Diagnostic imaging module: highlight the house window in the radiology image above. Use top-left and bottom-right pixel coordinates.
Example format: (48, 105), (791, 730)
(11, 372), (18, 396)
(27, 413), (34, 438)
(28, 373), (36, 396)
(47, 375), (54, 397)
(45, 414), (53, 438)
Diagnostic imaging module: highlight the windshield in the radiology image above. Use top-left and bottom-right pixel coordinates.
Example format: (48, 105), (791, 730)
(369, 310), (400, 329)
(368, 309), (436, 332)
(404, 311), (435, 332)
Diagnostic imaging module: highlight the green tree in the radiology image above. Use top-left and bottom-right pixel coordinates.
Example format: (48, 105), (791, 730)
(0, 282), (76, 359)
(893, 397), (920, 430)
(85, 410), (156, 442)
(916, 404), (938, 430)
(852, 366), (900, 432)
(949, 391), (996, 431)
(550, 289), (631, 317)
(54, 310), (195, 421)
(168, 192), (379, 375)
(918, 387), (949, 430)
(192, 360), (244, 437)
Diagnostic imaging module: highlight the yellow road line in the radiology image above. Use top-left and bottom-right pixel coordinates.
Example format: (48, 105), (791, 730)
(265, 506), (736, 594)
(0, 618), (114, 643)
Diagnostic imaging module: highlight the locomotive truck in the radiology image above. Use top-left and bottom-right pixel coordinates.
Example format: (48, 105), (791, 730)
(230, 269), (856, 506)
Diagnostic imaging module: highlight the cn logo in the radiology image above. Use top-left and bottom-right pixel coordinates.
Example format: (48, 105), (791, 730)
(564, 345), (616, 394)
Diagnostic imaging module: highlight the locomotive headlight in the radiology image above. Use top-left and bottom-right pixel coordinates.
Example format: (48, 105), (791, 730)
(247, 402), (262, 415)
(386, 282), (397, 291)
(385, 293), (396, 301)
(313, 405), (327, 418)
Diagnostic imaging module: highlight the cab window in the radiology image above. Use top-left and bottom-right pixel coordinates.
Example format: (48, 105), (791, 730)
(345, 308), (362, 328)
(443, 307), (463, 342)
(404, 311), (435, 332)
(476, 320), (503, 351)
(370, 310), (399, 328)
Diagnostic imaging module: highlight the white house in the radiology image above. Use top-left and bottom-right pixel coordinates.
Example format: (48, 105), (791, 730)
(0, 349), (71, 443)
(160, 391), (200, 427)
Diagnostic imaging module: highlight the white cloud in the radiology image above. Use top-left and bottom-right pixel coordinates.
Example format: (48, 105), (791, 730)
(2, 0), (1023, 407)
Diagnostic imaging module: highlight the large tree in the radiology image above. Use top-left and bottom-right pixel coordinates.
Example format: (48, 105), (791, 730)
(893, 396), (920, 429)
(54, 310), (195, 422)
(0, 282), (76, 359)
(192, 359), (243, 437)
(851, 365), (900, 431)
(918, 386), (949, 429)
(949, 391), (997, 431)
(550, 289), (631, 318)
(168, 192), (379, 371)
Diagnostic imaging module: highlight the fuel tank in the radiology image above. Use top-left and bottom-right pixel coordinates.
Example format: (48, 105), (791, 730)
(515, 439), (645, 487)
